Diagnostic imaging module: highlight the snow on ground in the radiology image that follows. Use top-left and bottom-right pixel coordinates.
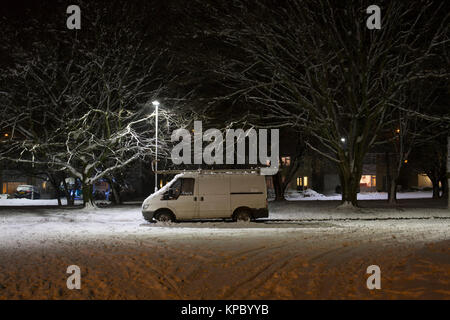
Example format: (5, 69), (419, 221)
(268, 201), (449, 220)
(0, 203), (449, 299)
(285, 190), (434, 201)
(0, 198), (85, 206)
(0, 191), (434, 207)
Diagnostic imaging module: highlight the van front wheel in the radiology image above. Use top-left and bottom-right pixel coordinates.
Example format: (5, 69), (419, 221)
(155, 211), (175, 223)
(233, 209), (252, 222)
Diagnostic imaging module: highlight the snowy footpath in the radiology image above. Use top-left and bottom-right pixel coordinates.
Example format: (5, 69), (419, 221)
(0, 202), (449, 299)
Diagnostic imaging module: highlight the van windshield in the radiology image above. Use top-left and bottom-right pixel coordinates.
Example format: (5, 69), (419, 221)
(165, 178), (195, 199)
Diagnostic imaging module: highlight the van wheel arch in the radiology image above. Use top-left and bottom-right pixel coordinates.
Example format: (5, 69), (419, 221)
(154, 208), (176, 222)
(232, 207), (253, 222)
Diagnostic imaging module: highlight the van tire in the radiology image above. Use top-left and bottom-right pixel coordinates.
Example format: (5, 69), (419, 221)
(155, 210), (175, 222)
(233, 208), (252, 222)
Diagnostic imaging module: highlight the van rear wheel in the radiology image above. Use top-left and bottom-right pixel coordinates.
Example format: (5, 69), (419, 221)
(156, 211), (175, 222)
(234, 209), (252, 222)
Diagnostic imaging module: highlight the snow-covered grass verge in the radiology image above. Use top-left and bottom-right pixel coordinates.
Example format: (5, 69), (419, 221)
(268, 201), (449, 220)
(0, 198), (112, 206)
(0, 198), (84, 206)
(285, 190), (433, 201)
(0, 191), (435, 207)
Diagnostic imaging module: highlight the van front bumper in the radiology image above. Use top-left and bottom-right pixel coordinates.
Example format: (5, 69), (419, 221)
(142, 211), (155, 221)
(252, 208), (269, 219)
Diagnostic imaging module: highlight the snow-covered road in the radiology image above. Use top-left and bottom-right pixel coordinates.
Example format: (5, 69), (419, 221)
(0, 203), (449, 299)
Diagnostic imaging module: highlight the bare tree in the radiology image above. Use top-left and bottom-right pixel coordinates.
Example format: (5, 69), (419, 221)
(213, 0), (449, 206)
(382, 81), (446, 204)
(410, 135), (448, 199)
(0, 14), (186, 208)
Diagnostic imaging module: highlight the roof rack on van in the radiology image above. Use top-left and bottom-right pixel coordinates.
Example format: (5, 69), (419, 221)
(154, 168), (263, 175)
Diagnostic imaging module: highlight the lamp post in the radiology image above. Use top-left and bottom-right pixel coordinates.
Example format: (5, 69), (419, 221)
(153, 100), (160, 192)
(31, 153), (35, 200)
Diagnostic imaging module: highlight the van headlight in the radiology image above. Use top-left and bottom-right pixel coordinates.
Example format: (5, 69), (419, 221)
(143, 203), (150, 210)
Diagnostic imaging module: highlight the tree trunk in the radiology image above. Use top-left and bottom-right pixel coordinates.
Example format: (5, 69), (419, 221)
(431, 179), (440, 199)
(385, 152), (394, 203)
(437, 176), (446, 199)
(107, 177), (121, 205)
(55, 187), (62, 206)
(448, 177), (450, 209)
(442, 176), (449, 200)
(111, 182), (121, 204)
(61, 177), (74, 206)
(47, 173), (62, 206)
(82, 182), (96, 208)
(339, 167), (360, 207)
(272, 173), (285, 201)
(447, 136), (450, 208)
(388, 178), (397, 205)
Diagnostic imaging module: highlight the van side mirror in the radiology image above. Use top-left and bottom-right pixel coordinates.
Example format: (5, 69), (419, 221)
(161, 191), (169, 200)
(164, 188), (179, 200)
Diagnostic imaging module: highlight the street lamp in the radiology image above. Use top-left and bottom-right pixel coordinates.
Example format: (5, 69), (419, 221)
(152, 100), (160, 192)
(31, 153), (35, 200)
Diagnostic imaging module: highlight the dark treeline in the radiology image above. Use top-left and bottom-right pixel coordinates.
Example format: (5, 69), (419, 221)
(0, 0), (448, 206)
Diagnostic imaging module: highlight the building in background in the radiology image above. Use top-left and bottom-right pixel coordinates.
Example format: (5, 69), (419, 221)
(277, 151), (430, 196)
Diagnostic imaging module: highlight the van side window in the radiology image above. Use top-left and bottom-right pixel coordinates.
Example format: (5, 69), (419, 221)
(180, 178), (195, 196)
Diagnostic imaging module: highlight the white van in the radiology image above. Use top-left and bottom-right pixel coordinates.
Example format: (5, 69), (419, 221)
(142, 170), (268, 222)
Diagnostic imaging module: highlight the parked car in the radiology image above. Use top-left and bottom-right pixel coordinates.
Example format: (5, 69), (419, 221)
(14, 185), (40, 199)
(142, 170), (268, 222)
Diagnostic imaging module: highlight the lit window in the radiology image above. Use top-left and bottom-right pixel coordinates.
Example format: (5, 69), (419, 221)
(297, 177), (303, 187)
(360, 175), (370, 186)
(303, 176), (308, 187)
(159, 180), (163, 188)
(360, 175), (377, 187)
(281, 156), (291, 166)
